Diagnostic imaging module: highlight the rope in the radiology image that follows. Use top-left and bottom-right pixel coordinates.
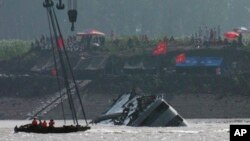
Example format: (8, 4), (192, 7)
(73, 0), (77, 9)
(68, 0), (72, 10)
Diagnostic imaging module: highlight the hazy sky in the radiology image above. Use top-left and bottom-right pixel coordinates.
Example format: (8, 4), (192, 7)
(0, 0), (250, 40)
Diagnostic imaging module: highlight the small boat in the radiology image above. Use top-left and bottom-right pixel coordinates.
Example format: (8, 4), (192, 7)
(14, 124), (90, 134)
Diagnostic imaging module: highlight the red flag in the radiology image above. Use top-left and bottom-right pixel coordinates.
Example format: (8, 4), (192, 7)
(175, 53), (186, 64)
(56, 37), (64, 49)
(152, 41), (167, 56)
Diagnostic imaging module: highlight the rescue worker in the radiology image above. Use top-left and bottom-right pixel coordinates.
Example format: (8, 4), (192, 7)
(42, 120), (47, 128)
(39, 120), (42, 126)
(49, 119), (55, 128)
(31, 118), (38, 126)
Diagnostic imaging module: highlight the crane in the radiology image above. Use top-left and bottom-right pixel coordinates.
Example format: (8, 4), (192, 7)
(44, 0), (77, 31)
(43, 0), (89, 126)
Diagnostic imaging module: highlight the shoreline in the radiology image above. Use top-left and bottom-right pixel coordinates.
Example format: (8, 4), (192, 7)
(1, 93), (250, 120)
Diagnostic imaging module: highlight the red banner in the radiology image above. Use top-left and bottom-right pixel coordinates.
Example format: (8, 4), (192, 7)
(152, 41), (167, 56)
(175, 53), (186, 64)
(56, 37), (64, 49)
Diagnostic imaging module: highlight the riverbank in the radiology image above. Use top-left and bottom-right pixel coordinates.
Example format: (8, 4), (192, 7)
(1, 46), (250, 119)
(1, 92), (250, 119)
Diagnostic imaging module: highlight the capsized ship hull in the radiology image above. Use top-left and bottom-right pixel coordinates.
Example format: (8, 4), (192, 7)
(92, 93), (187, 127)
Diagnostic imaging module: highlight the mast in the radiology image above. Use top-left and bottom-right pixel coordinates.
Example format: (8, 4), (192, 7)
(43, 0), (88, 126)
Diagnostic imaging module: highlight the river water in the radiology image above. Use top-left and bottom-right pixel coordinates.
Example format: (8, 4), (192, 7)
(0, 119), (249, 141)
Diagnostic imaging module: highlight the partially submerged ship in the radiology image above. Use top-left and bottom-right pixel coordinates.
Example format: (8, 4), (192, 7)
(92, 90), (187, 127)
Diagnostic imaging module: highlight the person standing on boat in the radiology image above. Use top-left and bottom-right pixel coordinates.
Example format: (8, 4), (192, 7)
(49, 119), (55, 128)
(32, 118), (38, 126)
(42, 120), (47, 127)
(39, 120), (42, 126)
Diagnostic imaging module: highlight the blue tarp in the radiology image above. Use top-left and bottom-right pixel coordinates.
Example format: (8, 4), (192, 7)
(176, 57), (223, 67)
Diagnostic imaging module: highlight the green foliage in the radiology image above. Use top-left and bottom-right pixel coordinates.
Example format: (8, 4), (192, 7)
(0, 40), (31, 60)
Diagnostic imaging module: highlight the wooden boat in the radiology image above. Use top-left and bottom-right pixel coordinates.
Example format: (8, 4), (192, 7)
(14, 124), (90, 134)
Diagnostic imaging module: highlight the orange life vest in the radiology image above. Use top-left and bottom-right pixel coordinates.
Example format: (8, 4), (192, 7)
(32, 119), (38, 126)
(49, 120), (55, 127)
(42, 121), (47, 127)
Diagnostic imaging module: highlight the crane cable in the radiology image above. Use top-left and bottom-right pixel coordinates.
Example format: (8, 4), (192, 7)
(46, 7), (66, 125)
(44, 0), (78, 125)
(44, 0), (88, 126)
(51, 6), (79, 125)
(52, 4), (89, 126)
